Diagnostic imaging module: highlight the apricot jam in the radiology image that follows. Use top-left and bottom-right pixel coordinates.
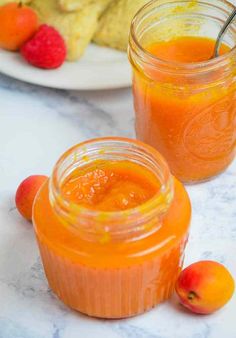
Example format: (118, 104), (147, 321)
(33, 138), (191, 318)
(129, 0), (236, 183)
(61, 160), (159, 211)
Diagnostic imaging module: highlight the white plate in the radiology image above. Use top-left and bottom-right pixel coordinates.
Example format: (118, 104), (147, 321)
(0, 44), (132, 90)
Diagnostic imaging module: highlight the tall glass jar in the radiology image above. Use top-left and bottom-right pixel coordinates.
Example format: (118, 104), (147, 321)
(33, 137), (191, 318)
(128, 0), (236, 183)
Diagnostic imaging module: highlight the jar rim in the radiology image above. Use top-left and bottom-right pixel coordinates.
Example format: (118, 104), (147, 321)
(129, 0), (236, 72)
(50, 136), (173, 219)
(49, 137), (174, 242)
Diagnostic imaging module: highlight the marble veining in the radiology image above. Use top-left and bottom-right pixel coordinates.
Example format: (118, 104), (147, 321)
(0, 65), (236, 338)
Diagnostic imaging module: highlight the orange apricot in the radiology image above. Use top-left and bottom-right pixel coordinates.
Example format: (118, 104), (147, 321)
(0, 2), (38, 51)
(15, 175), (48, 221)
(175, 260), (235, 314)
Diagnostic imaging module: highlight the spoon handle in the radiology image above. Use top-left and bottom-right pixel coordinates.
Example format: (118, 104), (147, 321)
(213, 7), (236, 58)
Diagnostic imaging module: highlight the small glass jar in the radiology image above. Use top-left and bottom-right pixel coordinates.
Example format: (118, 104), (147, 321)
(33, 137), (191, 318)
(128, 0), (236, 183)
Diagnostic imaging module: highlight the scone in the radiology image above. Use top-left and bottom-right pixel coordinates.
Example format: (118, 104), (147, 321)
(58, 0), (96, 12)
(93, 0), (149, 51)
(0, 0), (31, 5)
(30, 0), (112, 61)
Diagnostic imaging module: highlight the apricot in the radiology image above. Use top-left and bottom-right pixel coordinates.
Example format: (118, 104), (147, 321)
(0, 2), (38, 51)
(175, 260), (235, 314)
(15, 175), (48, 221)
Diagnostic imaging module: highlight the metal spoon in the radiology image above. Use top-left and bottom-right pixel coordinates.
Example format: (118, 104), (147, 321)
(213, 7), (236, 58)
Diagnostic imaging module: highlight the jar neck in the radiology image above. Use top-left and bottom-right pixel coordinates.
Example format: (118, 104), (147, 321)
(128, 0), (236, 82)
(49, 137), (174, 243)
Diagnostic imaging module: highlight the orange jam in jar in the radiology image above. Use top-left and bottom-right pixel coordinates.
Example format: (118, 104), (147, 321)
(129, 0), (236, 183)
(33, 137), (191, 318)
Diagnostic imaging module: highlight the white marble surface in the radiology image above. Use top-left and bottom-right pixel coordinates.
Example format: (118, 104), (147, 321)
(0, 69), (236, 338)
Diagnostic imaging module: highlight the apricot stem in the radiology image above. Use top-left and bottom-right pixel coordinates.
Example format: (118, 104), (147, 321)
(188, 291), (197, 301)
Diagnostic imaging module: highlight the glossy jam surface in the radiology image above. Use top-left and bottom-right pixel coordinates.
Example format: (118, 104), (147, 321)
(147, 37), (230, 63)
(133, 37), (236, 182)
(34, 167), (191, 318)
(61, 160), (159, 211)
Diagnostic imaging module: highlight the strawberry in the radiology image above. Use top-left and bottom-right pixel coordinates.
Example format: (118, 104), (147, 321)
(21, 24), (66, 69)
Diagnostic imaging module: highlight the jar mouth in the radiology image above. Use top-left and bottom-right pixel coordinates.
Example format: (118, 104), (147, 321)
(49, 137), (174, 241)
(50, 137), (173, 218)
(130, 0), (236, 72)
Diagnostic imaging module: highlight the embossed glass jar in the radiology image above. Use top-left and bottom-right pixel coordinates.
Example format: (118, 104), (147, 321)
(128, 0), (236, 183)
(33, 137), (191, 318)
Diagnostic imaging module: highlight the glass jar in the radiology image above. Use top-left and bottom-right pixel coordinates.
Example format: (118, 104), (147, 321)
(33, 137), (191, 318)
(128, 0), (236, 183)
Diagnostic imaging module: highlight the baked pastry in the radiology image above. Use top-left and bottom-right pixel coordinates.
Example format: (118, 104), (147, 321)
(30, 0), (112, 61)
(0, 0), (31, 5)
(58, 0), (95, 12)
(94, 0), (149, 51)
